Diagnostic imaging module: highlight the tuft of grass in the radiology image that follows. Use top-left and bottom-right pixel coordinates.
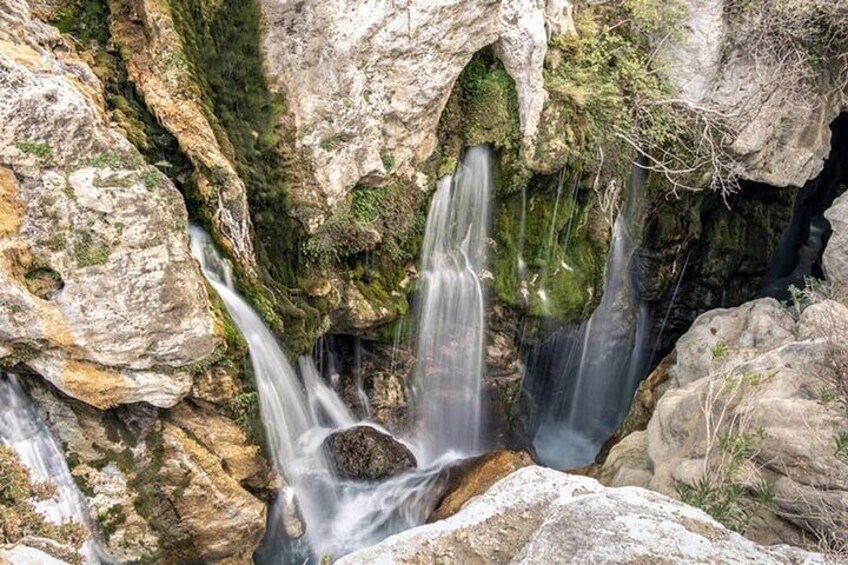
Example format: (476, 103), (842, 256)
(711, 341), (730, 360)
(73, 231), (110, 267)
(835, 430), (848, 460)
(16, 141), (54, 166)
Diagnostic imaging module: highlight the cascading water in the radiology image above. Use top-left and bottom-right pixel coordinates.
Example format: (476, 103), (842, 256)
(0, 373), (101, 563)
(527, 165), (651, 469)
(413, 145), (492, 464)
(189, 228), (453, 563)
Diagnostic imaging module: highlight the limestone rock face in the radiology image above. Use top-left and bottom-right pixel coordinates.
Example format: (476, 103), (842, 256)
(663, 0), (845, 187)
(338, 466), (823, 564)
(323, 425), (417, 481)
(27, 381), (271, 564)
(602, 296), (848, 547)
(0, 0), (219, 409)
(259, 0), (571, 222)
(824, 190), (848, 284)
(106, 0), (256, 275)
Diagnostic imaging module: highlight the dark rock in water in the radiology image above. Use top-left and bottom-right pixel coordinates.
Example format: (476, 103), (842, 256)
(323, 425), (416, 481)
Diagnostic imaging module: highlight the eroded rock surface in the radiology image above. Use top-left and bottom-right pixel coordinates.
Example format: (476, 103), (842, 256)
(0, 0), (219, 408)
(339, 466), (823, 564)
(27, 380), (271, 564)
(664, 0), (846, 187)
(324, 424), (417, 481)
(106, 0), (256, 275)
(602, 297), (848, 547)
(259, 0), (572, 222)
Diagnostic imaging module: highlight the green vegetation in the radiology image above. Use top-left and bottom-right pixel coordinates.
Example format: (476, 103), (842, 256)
(711, 341), (730, 360)
(433, 48), (524, 195)
(676, 371), (780, 534)
(169, 0), (328, 354)
(16, 141), (54, 166)
(50, 0), (110, 44)
(835, 430), (848, 460)
(0, 445), (87, 563)
(73, 231), (111, 267)
(491, 173), (605, 321)
(677, 426), (775, 534)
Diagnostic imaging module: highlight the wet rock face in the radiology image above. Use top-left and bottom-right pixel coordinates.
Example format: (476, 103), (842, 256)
(339, 466), (824, 564)
(323, 425), (417, 481)
(258, 0), (571, 222)
(429, 450), (533, 522)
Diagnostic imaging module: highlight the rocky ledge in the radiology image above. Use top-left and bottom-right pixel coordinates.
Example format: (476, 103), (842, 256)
(339, 466), (823, 564)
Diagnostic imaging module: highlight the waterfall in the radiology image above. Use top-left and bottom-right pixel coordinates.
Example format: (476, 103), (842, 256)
(189, 227), (453, 563)
(0, 373), (101, 563)
(528, 165), (650, 469)
(413, 145), (492, 464)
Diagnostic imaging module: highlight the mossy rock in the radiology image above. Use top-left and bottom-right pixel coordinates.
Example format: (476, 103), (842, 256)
(491, 172), (607, 323)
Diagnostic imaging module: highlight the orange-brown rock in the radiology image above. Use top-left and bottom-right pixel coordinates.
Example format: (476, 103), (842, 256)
(428, 450), (533, 523)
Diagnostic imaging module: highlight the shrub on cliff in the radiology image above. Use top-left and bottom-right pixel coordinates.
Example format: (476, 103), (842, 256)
(0, 445), (86, 563)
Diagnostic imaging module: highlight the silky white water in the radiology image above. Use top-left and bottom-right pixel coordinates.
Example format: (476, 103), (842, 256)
(0, 373), (101, 563)
(189, 227), (454, 563)
(530, 165), (651, 468)
(413, 145), (492, 464)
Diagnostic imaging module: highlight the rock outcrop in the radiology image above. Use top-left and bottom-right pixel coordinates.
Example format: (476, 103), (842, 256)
(258, 0), (572, 223)
(339, 466), (824, 564)
(0, 0), (219, 409)
(602, 297), (848, 547)
(106, 0), (256, 275)
(663, 0), (847, 188)
(27, 380), (271, 564)
(603, 190), (848, 547)
(323, 425), (417, 481)
(428, 449), (533, 522)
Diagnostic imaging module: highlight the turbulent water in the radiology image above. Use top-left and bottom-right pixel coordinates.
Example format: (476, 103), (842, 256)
(186, 146), (495, 560)
(413, 145), (492, 464)
(189, 228), (452, 563)
(528, 166), (651, 469)
(0, 374), (100, 563)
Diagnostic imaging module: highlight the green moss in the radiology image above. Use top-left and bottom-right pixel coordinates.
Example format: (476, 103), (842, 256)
(492, 173), (605, 322)
(166, 0), (331, 354)
(73, 231), (111, 267)
(51, 0), (110, 44)
(431, 48), (526, 196)
(16, 141), (53, 162)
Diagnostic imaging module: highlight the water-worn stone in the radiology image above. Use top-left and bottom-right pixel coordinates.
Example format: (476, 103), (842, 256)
(258, 0), (572, 222)
(323, 425), (417, 481)
(27, 380), (271, 564)
(0, 0), (219, 409)
(428, 450), (533, 522)
(339, 466), (824, 564)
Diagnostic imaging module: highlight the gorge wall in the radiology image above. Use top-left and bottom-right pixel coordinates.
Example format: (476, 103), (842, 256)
(1, 0), (847, 562)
